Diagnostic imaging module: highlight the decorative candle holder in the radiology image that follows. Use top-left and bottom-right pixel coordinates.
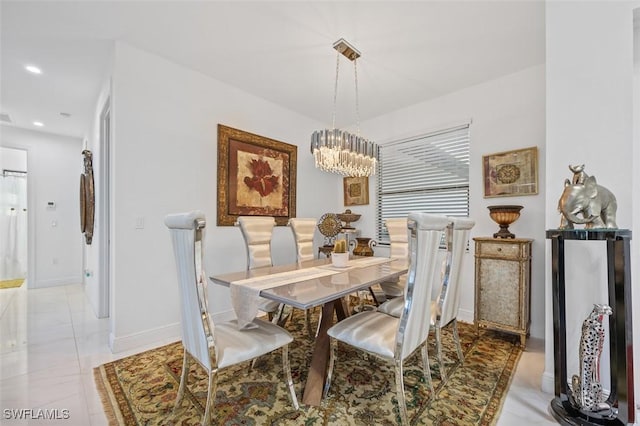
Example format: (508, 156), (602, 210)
(488, 205), (523, 239)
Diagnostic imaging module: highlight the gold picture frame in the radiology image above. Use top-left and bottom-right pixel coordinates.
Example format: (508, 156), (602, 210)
(217, 124), (297, 226)
(343, 176), (369, 206)
(483, 146), (538, 198)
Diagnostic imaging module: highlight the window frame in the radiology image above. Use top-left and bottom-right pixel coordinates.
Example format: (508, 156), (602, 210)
(376, 124), (470, 245)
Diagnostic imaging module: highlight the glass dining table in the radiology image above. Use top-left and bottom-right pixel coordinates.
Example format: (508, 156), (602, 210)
(209, 256), (409, 406)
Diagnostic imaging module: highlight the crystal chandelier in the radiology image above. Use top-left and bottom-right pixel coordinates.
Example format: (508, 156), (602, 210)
(311, 39), (378, 177)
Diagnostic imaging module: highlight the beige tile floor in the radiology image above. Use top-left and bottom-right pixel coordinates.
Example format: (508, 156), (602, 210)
(0, 283), (557, 425)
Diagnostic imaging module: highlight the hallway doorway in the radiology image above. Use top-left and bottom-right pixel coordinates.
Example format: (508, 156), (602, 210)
(0, 147), (28, 287)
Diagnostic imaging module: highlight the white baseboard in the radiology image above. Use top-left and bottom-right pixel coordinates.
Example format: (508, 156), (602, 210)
(110, 322), (181, 353)
(457, 308), (474, 324)
(31, 276), (83, 288)
(541, 370), (555, 394)
(108, 309), (236, 353)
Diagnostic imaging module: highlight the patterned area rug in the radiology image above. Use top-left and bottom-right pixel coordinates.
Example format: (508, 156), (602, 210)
(0, 278), (24, 289)
(94, 307), (522, 425)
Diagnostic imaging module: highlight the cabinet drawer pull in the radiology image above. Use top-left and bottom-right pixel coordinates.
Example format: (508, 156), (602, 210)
(497, 247), (502, 252)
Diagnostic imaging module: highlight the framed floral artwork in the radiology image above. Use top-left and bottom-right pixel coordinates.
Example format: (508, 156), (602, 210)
(343, 176), (369, 206)
(483, 146), (538, 197)
(217, 124), (297, 226)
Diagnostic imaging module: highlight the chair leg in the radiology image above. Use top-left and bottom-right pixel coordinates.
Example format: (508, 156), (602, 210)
(322, 338), (338, 399)
(369, 285), (387, 305)
(173, 349), (191, 413)
(249, 357), (258, 371)
(421, 344), (434, 395)
(274, 304), (290, 327)
(281, 344), (299, 410)
(202, 369), (219, 426)
(314, 308), (323, 338)
(358, 291), (366, 310)
(394, 358), (409, 426)
(452, 319), (465, 363)
(435, 325), (447, 381)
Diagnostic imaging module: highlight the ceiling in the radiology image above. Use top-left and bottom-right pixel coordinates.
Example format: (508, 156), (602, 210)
(0, 1), (545, 140)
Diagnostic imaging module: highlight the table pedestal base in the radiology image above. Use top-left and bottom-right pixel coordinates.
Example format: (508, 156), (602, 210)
(302, 299), (349, 406)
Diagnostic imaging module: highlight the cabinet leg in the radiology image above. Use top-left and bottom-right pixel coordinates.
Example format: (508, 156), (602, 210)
(520, 334), (526, 348)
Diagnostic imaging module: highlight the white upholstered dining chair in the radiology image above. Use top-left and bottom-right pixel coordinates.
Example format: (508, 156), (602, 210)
(288, 217), (318, 337)
(236, 216), (283, 320)
(377, 216), (475, 381)
(165, 211), (299, 425)
(430, 216), (475, 380)
(288, 217), (317, 263)
(379, 217), (410, 298)
(323, 212), (450, 426)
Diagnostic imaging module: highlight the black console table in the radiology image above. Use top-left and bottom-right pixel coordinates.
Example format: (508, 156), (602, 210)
(546, 229), (634, 425)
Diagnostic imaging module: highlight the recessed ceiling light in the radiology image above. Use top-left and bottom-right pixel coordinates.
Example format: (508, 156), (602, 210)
(33, 121), (44, 127)
(25, 65), (42, 75)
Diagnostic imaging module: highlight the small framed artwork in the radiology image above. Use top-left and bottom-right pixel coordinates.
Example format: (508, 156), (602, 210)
(217, 124), (297, 226)
(483, 146), (538, 198)
(343, 176), (369, 206)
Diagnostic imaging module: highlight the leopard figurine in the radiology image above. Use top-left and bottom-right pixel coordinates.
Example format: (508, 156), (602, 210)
(570, 304), (612, 412)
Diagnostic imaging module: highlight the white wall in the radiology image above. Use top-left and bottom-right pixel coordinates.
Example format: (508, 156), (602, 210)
(0, 126), (83, 288)
(0, 147), (27, 171)
(360, 65), (546, 339)
(104, 42), (340, 352)
(544, 0), (639, 414)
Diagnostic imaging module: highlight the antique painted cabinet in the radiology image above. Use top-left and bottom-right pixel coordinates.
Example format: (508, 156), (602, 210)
(473, 237), (532, 347)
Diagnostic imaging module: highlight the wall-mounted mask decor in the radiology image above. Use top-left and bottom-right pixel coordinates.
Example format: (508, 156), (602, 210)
(557, 164), (617, 229)
(80, 149), (95, 244)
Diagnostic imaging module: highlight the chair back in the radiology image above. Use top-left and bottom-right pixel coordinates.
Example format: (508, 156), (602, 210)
(397, 212), (450, 360)
(436, 217), (475, 327)
(165, 211), (214, 371)
(288, 218), (317, 262)
(385, 217), (409, 260)
(237, 216), (276, 269)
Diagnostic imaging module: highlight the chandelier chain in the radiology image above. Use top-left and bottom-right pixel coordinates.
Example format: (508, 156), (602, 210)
(354, 58), (360, 136)
(332, 52), (340, 130)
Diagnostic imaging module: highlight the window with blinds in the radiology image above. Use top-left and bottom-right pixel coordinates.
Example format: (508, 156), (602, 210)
(376, 124), (470, 244)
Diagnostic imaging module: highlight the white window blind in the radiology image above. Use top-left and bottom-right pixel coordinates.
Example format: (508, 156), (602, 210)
(376, 124), (470, 243)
